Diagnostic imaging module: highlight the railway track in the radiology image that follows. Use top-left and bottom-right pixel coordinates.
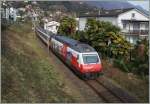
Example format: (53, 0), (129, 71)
(85, 77), (138, 103)
(35, 32), (139, 103)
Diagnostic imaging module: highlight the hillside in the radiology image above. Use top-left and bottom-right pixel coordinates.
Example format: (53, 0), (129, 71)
(1, 22), (76, 103)
(9, 1), (98, 15)
(36, 1), (98, 16)
(86, 1), (148, 15)
(86, 1), (134, 10)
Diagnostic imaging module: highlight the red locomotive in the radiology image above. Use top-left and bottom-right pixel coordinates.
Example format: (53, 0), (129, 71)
(35, 27), (103, 79)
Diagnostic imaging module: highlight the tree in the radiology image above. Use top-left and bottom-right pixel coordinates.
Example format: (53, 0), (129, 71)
(106, 32), (131, 58)
(123, 38), (149, 76)
(58, 16), (77, 36)
(82, 18), (131, 58)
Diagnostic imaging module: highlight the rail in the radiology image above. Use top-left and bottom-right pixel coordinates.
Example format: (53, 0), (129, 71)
(85, 77), (138, 103)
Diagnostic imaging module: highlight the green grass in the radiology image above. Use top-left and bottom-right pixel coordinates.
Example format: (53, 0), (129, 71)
(1, 22), (75, 103)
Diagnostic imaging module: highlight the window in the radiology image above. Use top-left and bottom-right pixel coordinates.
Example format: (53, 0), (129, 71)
(145, 22), (149, 30)
(123, 23), (126, 29)
(82, 54), (99, 64)
(133, 22), (140, 30)
(132, 13), (135, 18)
(66, 52), (72, 61)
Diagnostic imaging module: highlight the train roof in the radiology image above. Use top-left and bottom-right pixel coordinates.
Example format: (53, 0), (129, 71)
(53, 35), (96, 53)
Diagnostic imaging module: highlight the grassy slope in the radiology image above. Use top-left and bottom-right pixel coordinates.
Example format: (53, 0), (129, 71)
(102, 60), (149, 102)
(1, 22), (75, 103)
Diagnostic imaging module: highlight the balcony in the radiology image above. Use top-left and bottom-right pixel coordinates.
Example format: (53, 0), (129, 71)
(122, 30), (149, 35)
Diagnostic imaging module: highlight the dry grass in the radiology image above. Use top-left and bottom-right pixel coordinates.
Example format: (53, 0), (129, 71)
(102, 59), (149, 102)
(1, 22), (75, 103)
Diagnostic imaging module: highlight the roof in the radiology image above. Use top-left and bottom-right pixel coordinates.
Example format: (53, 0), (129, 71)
(53, 35), (96, 53)
(36, 26), (54, 36)
(122, 19), (149, 22)
(46, 21), (60, 26)
(79, 8), (149, 18)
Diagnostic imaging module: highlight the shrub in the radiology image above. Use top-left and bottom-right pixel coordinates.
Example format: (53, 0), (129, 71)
(58, 16), (77, 36)
(113, 59), (129, 72)
(130, 39), (149, 76)
(82, 18), (131, 59)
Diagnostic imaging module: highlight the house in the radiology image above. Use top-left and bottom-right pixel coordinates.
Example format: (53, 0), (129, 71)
(1, 7), (18, 22)
(1, 2), (26, 22)
(78, 8), (149, 44)
(44, 21), (60, 34)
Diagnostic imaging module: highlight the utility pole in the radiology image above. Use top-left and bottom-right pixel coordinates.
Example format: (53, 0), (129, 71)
(108, 39), (112, 63)
(129, 20), (131, 61)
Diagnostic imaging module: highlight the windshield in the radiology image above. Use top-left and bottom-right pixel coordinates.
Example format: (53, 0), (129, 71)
(82, 54), (99, 64)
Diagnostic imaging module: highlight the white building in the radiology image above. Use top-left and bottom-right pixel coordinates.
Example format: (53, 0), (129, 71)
(9, 7), (17, 21)
(1, 7), (18, 21)
(78, 8), (149, 44)
(44, 21), (60, 34)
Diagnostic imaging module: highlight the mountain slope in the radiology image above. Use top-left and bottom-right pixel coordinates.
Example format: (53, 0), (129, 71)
(86, 1), (134, 10)
(37, 1), (97, 13)
(135, 5), (149, 15)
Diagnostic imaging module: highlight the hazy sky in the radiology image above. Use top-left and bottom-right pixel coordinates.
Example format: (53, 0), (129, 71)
(128, 0), (149, 11)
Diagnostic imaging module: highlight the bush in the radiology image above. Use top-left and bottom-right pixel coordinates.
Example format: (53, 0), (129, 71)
(1, 19), (11, 31)
(81, 18), (131, 59)
(130, 39), (149, 76)
(58, 16), (77, 36)
(138, 64), (149, 75)
(113, 59), (129, 72)
(132, 58), (149, 75)
(71, 30), (86, 42)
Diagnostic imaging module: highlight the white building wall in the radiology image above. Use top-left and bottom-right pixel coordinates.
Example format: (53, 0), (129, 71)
(78, 17), (118, 31)
(140, 23), (145, 30)
(77, 9), (148, 44)
(47, 26), (57, 34)
(79, 18), (87, 31)
(44, 21), (60, 34)
(78, 9), (149, 42)
(1, 8), (5, 18)
(117, 9), (149, 30)
(140, 22), (148, 30)
(45, 25), (58, 34)
(13, 9), (17, 21)
(6, 8), (10, 20)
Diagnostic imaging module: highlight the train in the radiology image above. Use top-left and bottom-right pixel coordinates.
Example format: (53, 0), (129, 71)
(35, 26), (103, 79)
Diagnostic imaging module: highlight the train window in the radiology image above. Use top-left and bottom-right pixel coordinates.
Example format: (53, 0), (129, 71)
(82, 54), (99, 64)
(77, 55), (79, 60)
(67, 52), (72, 61)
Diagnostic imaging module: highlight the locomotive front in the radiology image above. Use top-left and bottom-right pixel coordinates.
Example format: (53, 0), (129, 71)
(82, 53), (102, 71)
(79, 52), (102, 79)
